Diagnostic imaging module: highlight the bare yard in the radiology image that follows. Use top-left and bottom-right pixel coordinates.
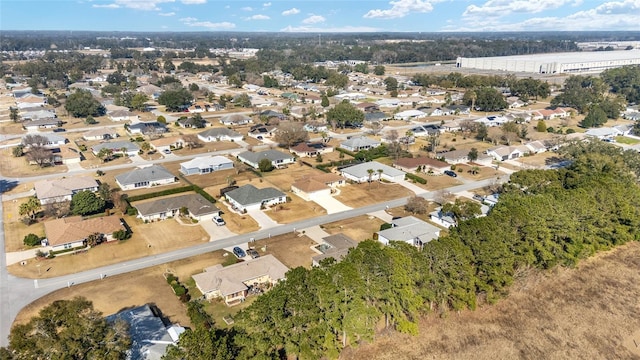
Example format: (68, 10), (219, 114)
(335, 182), (412, 207)
(3, 200), (46, 252)
(321, 215), (385, 242)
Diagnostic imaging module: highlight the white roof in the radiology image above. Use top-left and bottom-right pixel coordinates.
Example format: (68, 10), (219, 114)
(180, 155), (232, 170)
(396, 109), (426, 117)
(341, 161), (405, 178)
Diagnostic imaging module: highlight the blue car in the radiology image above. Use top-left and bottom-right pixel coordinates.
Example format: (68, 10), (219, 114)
(232, 246), (246, 258)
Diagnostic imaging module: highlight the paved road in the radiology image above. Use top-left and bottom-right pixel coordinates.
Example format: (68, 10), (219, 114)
(0, 175), (506, 346)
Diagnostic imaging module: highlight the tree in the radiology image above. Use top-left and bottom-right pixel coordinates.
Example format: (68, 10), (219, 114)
(354, 63), (369, 74)
(384, 76), (398, 92)
(158, 88), (192, 112)
(551, 75), (606, 113)
(85, 115), (97, 125)
(12, 145), (24, 157)
(97, 183), (113, 204)
(189, 83), (200, 92)
(373, 65), (385, 76)
(404, 196), (429, 214)
(367, 168), (375, 187)
(321, 94), (330, 108)
(129, 93), (149, 111)
(64, 89), (106, 118)
(234, 93), (252, 108)
(19, 197), (41, 221)
(474, 87), (507, 111)
(274, 122), (309, 148)
(580, 105), (608, 128)
(442, 199), (482, 221)
(325, 100), (365, 128)
(71, 190), (106, 216)
(9, 107), (20, 123)
(183, 134), (202, 149)
(258, 158), (274, 172)
(140, 141), (151, 154)
(26, 146), (54, 167)
(5, 297), (131, 359)
(536, 120), (548, 132)
(263, 75), (279, 88)
(475, 123), (488, 142)
(325, 72), (348, 89)
(468, 147), (478, 162)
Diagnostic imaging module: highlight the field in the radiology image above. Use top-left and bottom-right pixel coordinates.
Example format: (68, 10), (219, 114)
(341, 241), (640, 360)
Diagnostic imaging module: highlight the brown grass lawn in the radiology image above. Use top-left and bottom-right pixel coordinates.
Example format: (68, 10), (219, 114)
(266, 193), (327, 224)
(516, 152), (560, 168)
(0, 122), (25, 135)
(3, 200), (46, 252)
(262, 163), (329, 192)
(336, 182), (412, 208)
(385, 204), (437, 224)
(342, 241), (640, 360)
(161, 160), (238, 190)
(7, 217), (209, 279)
(0, 148), (69, 177)
(3, 181), (35, 196)
(172, 140), (240, 157)
(454, 163), (505, 180)
(217, 205), (260, 234)
(321, 215), (385, 242)
(80, 150), (134, 170)
(252, 232), (318, 269)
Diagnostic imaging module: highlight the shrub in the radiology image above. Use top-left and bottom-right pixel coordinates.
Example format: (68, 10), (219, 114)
(380, 223), (392, 231)
(547, 127), (555, 133)
(113, 229), (130, 241)
(566, 128), (576, 134)
(23, 233), (42, 247)
(166, 273), (177, 284)
(405, 173), (427, 184)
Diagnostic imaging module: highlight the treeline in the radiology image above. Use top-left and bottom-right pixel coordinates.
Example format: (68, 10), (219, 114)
(163, 141), (640, 360)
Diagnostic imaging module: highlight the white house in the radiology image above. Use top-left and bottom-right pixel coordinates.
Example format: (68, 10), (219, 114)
(237, 149), (295, 169)
(376, 216), (440, 247)
(224, 184), (286, 212)
(198, 128), (243, 142)
(43, 215), (125, 252)
(340, 161), (406, 183)
(34, 177), (99, 204)
(394, 109), (427, 121)
(180, 155), (234, 175)
(115, 165), (176, 191)
(291, 173), (346, 201)
(133, 193), (220, 222)
(339, 137), (381, 152)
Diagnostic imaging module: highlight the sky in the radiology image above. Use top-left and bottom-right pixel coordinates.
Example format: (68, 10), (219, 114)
(2, 0), (640, 32)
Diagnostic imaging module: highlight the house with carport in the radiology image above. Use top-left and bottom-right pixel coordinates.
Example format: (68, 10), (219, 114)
(115, 165), (176, 191)
(180, 155), (234, 175)
(34, 176), (99, 204)
(82, 128), (119, 141)
(192, 254), (289, 306)
(291, 173), (346, 201)
(237, 149), (295, 169)
(198, 128), (243, 142)
(133, 193), (219, 222)
(376, 216), (440, 248)
(340, 161), (406, 183)
(150, 136), (185, 152)
(91, 141), (140, 157)
(224, 184), (286, 212)
(43, 215), (125, 252)
(339, 137), (381, 152)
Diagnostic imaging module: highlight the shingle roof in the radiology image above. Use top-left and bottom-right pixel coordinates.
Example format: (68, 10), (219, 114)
(340, 136), (380, 149)
(198, 128), (242, 138)
(115, 165), (174, 186)
(180, 155), (233, 170)
(44, 215), (124, 246)
(238, 149), (294, 164)
(92, 140), (140, 153)
(133, 193), (219, 217)
(377, 216), (440, 244)
(225, 184), (285, 206)
(34, 177), (98, 200)
(341, 161), (405, 179)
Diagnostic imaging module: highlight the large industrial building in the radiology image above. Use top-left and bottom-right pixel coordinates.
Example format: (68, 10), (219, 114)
(456, 50), (640, 74)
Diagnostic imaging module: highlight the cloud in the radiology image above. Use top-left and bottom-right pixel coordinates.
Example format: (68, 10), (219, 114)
(111, 0), (175, 11)
(181, 0), (206, 3)
(180, 17), (236, 29)
(463, 0), (577, 18)
(241, 6), (253, 11)
(92, 3), (120, 8)
(263, 2), (271, 7)
(282, 7), (300, 16)
(158, 11), (175, 16)
(445, 0), (640, 31)
(302, 15), (325, 24)
(247, 14), (270, 20)
(281, 25), (379, 32)
(363, 0), (438, 19)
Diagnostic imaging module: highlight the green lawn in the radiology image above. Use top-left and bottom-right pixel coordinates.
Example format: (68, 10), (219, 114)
(615, 136), (640, 145)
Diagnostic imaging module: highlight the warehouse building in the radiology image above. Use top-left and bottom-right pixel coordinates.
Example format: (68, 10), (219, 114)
(456, 51), (640, 74)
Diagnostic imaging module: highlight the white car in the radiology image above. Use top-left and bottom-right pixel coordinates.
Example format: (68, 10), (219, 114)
(213, 215), (225, 226)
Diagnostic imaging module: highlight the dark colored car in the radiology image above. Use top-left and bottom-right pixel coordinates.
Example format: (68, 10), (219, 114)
(472, 194), (484, 202)
(444, 170), (458, 177)
(246, 248), (260, 259)
(232, 246), (246, 258)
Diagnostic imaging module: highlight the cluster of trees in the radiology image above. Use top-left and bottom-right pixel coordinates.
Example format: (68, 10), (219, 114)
(600, 65), (640, 105)
(1, 297), (131, 359)
(65, 89), (106, 118)
(158, 88), (193, 112)
(325, 100), (364, 128)
(162, 140), (640, 359)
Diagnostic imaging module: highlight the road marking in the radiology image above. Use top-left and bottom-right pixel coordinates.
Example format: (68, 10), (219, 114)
(33, 279), (38, 289)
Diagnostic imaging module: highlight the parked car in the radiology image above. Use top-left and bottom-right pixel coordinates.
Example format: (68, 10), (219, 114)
(232, 246), (246, 258)
(472, 194), (484, 202)
(53, 128), (66, 132)
(246, 248), (260, 259)
(213, 215), (225, 226)
(444, 170), (457, 177)
(162, 149), (171, 155)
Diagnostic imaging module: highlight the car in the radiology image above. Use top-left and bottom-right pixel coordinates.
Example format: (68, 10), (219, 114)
(232, 246), (246, 258)
(213, 215), (225, 226)
(444, 170), (458, 177)
(53, 128), (66, 132)
(246, 248), (260, 259)
(472, 194), (485, 202)
(162, 149), (171, 155)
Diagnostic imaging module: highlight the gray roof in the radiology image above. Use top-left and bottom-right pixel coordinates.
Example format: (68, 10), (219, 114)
(128, 121), (167, 133)
(238, 149), (294, 164)
(341, 161), (405, 178)
(378, 216), (440, 245)
(198, 127), (242, 138)
(92, 140), (140, 153)
(340, 136), (380, 149)
(181, 155), (233, 170)
(115, 165), (174, 186)
(312, 233), (358, 265)
(133, 193), (219, 217)
(22, 118), (59, 127)
(225, 184), (285, 206)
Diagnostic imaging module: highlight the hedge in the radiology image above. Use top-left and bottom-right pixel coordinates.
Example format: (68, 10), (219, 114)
(126, 185), (215, 203)
(405, 173), (427, 184)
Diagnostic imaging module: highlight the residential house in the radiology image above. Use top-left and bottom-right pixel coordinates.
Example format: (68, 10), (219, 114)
(525, 140), (548, 154)
(429, 208), (457, 229)
(474, 115), (511, 127)
(91, 141), (140, 157)
(43, 215), (125, 252)
(53, 145), (83, 165)
(133, 193), (220, 222)
(127, 121), (167, 136)
(339, 136), (381, 152)
(394, 157), (450, 174)
(444, 105), (471, 115)
(22, 118), (60, 131)
(34, 176), (99, 204)
(197, 128), (244, 142)
(149, 136), (185, 152)
(180, 155), (234, 175)
(248, 124), (277, 139)
(220, 113), (252, 126)
(259, 110), (287, 121)
(15, 95), (46, 109)
(312, 233), (358, 266)
(486, 145), (530, 161)
(394, 109), (427, 121)
(237, 149), (295, 169)
(289, 142), (333, 158)
(356, 102), (380, 113)
(340, 161), (406, 183)
(584, 127), (623, 140)
(136, 84), (162, 99)
(188, 102), (213, 113)
(82, 128), (119, 141)
(106, 304), (185, 360)
(176, 116), (207, 129)
(410, 124), (442, 137)
(115, 165), (176, 191)
(438, 149), (492, 165)
(224, 184), (286, 212)
(507, 96), (526, 108)
(291, 173), (346, 201)
(22, 133), (66, 147)
(535, 107), (572, 120)
(365, 111), (389, 123)
(108, 109), (139, 122)
(192, 254), (289, 305)
(376, 216), (440, 247)
(20, 109), (56, 121)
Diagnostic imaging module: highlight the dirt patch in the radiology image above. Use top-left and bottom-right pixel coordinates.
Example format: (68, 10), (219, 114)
(267, 194), (327, 224)
(217, 205), (260, 234)
(335, 182), (412, 207)
(252, 232), (318, 269)
(454, 163), (505, 180)
(321, 215), (385, 242)
(341, 241), (640, 360)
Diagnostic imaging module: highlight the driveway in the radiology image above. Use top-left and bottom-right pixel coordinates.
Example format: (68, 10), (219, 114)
(312, 194), (352, 214)
(396, 179), (428, 195)
(246, 209), (279, 229)
(200, 219), (237, 242)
